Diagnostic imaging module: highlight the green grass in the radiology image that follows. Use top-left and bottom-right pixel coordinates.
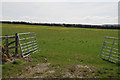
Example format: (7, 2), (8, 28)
(2, 23), (120, 78)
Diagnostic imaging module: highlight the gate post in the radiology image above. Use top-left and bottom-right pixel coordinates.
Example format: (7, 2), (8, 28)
(5, 35), (10, 58)
(15, 33), (18, 57)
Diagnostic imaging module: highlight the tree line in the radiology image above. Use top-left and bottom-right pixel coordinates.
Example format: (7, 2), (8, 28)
(1, 21), (119, 29)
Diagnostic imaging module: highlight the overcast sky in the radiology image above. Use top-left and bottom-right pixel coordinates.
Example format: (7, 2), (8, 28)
(1, 0), (119, 2)
(1, 1), (119, 25)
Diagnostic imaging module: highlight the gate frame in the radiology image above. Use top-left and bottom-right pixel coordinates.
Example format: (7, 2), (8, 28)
(17, 32), (39, 57)
(100, 36), (120, 63)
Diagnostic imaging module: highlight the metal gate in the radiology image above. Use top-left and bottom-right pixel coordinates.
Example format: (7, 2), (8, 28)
(17, 32), (39, 57)
(100, 37), (120, 63)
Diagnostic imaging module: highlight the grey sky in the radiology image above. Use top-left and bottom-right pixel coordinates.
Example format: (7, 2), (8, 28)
(1, 0), (119, 2)
(1, 2), (118, 25)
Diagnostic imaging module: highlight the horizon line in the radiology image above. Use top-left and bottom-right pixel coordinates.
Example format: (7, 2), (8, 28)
(0, 20), (119, 26)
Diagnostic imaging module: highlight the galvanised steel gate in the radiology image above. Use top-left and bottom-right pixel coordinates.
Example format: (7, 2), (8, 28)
(17, 32), (39, 57)
(100, 37), (120, 63)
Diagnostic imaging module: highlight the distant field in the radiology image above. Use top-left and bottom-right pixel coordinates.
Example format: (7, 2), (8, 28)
(2, 23), (120, 78)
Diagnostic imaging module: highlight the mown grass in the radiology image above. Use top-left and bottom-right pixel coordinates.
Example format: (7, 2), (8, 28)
(2, 23), (120, 78)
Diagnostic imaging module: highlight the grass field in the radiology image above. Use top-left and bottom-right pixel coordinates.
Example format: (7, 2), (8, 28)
(2, 23), (120, 78)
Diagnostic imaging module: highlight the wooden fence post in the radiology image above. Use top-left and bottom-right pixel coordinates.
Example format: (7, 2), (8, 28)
(15, 33), (18, 57)
(5, 35), (10, 58)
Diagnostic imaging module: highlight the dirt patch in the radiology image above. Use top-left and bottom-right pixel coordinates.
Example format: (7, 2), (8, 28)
(17, 63), (51, 78)
(3, 57), (21, 64)
(16, 63), (98, 78)
(3, 54), (29, 64)
(23, 55), (32, 63)
(62, 64), (98, 78)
